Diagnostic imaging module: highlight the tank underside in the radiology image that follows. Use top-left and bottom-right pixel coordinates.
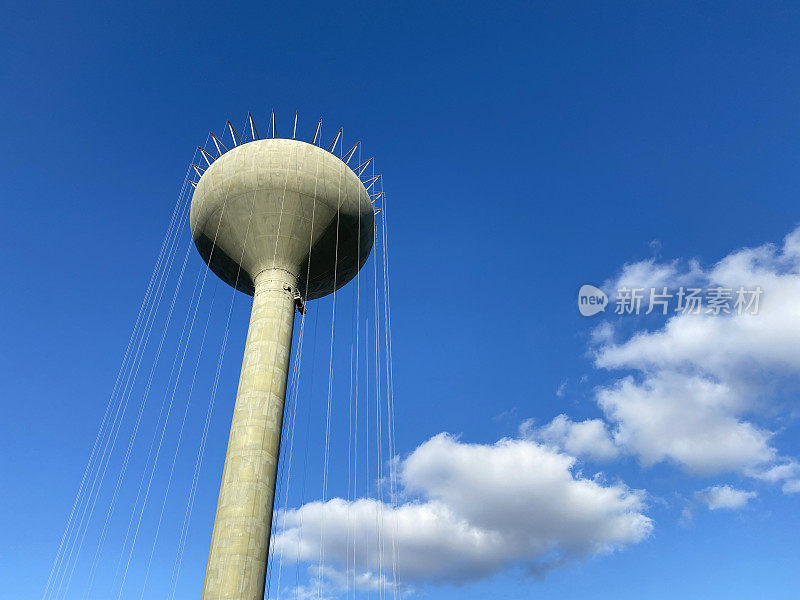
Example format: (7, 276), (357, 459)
(193, 207), (370, 298)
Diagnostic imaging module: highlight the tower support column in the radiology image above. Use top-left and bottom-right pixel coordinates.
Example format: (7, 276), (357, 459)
(201, 267), (298, 600)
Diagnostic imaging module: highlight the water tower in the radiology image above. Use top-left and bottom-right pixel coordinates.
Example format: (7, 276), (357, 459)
(189, 121), (375, 600)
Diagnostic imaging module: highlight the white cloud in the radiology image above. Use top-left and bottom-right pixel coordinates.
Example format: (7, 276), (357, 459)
(590, 321), (615, 346)
(597, 373), (774, 474)
(750, 461), (800, 483)
(782, 479), (800, 494)
(270, 580), (333, 600)
(274, 226), (800, 597)
(598, 228), (800, 377)
(611, 257), (681, 292)
(590, 226), (800, 486)
(756, 462), (800, 494)
(532, 415), (619, 461)
(273, 433), (652, 588)
(696, 485), (756, 510)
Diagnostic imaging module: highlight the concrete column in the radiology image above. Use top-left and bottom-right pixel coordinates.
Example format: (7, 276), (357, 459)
(201, 267), (298, 600)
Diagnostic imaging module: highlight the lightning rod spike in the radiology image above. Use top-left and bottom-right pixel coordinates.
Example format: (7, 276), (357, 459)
(227, 120), (243, 146)
(312, 118), (322, 145)
(292, 111), (298, 140)
(343, 141), (360, 164)
(356, 157), (373, 176)
(327, 127), (343, 153)
(210, 132), (227, 156)
(248, 112), (259, 140)
(197, 146), (213, 167)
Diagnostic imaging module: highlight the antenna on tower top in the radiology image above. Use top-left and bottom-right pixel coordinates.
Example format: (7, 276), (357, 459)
(292, 111), (298, 140)
(271, 109), (277, 138)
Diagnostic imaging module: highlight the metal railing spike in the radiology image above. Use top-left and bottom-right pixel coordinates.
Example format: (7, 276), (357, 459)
(356, 157), (373, 176)
(248, 112), (259, 140)
(197, 146), (214, 167)
(327, 127), (343, 153)
(210, 132), (228, 156)
(312, 118), (322, 145)
(343, 141), (360, 164)
(227, 120), (243, 146)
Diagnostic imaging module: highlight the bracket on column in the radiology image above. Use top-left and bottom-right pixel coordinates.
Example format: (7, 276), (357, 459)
(293, 290), (307, 315)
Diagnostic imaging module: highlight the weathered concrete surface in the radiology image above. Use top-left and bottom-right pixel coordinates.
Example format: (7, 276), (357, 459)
(192, 138), (374, 600)
(201, 269), (296, 600)
(190, 138), (374, 300)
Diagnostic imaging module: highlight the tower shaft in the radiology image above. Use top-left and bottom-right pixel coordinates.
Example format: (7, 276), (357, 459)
(201, 268), (298, 600)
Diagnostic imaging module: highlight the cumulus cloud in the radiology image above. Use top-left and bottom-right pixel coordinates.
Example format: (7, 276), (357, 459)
(696, 485), (756, 510)
(273, 227), (800, 597)
(597, 373), (774, 474)
(273, 434), (651, 589)
(590, 226), (800, 488)
(599, 229), (800, 376)
(528, 415), (619, 461)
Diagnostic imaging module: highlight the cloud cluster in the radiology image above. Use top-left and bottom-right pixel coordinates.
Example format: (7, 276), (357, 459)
(587, 227), (800, 490)
(276, 226), (800, 595)
(531, 227), (800, 509)
(273, 434), (651, 590)
(595, 228), (800, 492)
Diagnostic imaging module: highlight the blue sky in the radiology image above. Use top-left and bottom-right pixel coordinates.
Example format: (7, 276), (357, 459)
(2, 1), (800, 599)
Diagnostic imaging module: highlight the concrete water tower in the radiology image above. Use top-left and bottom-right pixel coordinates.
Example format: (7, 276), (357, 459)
(189, 124), (375, 600)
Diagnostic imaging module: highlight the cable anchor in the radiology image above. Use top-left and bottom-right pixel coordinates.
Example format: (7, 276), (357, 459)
(293, 290), (307, 315)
